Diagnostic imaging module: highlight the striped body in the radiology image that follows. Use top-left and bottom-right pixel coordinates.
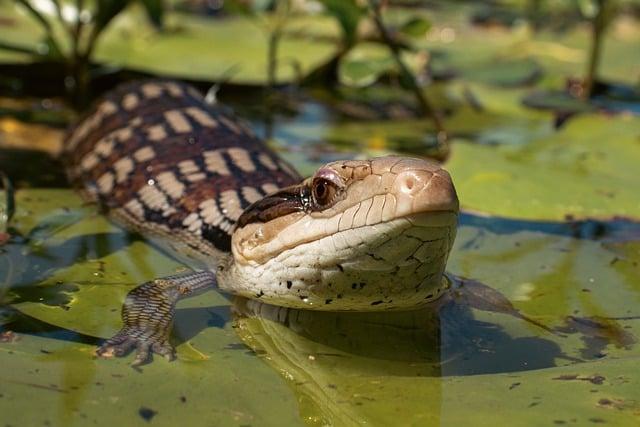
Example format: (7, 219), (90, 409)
(64, 80), (300, 259)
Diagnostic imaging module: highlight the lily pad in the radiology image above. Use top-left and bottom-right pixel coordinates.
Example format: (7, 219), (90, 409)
(0, 322), (305, 426)
(0, 3), (340, 85)
(4, 186), (640, 425)
(447, 113), (640, 221)
(229, 223), (640, 425)
(1, 188), (305, 426)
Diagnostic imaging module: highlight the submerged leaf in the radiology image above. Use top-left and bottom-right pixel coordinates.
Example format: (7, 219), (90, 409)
(447, 274), (555, 334)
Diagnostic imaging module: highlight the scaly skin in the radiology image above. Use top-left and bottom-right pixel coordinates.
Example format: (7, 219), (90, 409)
(64, 80), (459, 364)
(220, 157), (458, 310)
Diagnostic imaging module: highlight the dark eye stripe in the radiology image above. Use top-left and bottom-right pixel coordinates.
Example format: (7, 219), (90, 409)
(235, 184), (309, 228)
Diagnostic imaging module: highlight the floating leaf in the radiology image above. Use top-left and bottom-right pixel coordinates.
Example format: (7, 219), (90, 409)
(447, 113), (640, 220)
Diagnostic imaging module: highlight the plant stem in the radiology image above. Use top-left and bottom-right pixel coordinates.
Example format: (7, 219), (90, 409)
(264, 29), (282, 140)
(267, 29), (282, 94)
(0, 172), (15, 234)
(368, 1), (446, 138)
(264, 0), (291, 140)
(526, 0), (543, 31)
(583, 0), (606, 100)
(72, 0), (85, 60)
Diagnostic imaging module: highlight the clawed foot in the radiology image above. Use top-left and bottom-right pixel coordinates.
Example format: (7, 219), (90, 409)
(96, 328), (176, 366)
(95, 270), (216, 366)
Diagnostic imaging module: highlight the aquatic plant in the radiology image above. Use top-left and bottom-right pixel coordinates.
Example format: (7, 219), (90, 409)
(2, 0), (164, 107)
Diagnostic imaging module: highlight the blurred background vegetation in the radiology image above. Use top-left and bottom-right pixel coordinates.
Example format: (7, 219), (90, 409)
(0, 0), (638, 208)
(1, 4), (640, 425)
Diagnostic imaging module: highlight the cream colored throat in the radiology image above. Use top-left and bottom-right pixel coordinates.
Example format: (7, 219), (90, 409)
(219, 211), (458, 311)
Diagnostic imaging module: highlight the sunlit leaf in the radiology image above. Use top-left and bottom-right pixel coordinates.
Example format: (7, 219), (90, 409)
(232, 219), (640, 424)
(447, 113), (640, 220)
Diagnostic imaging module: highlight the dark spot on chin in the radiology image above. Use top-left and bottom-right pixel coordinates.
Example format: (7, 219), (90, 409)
(371, 300), (383, 306)
(138, 407), (157, 422)
(286, 281), (292, 289)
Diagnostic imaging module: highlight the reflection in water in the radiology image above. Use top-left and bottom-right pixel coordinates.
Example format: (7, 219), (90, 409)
(230, 297), (564, 425)
(1, 229), (135, 307)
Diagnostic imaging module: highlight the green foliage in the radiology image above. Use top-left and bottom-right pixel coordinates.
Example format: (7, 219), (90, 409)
(139, 0), (165, 28)
(399, 16), (431, 38)
(319, 0), (364, 47)
(4, 0), (166, 106)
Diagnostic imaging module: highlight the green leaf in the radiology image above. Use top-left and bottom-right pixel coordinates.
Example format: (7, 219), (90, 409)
(447, 113), (640, 220)
(139, 0), (165, 29)
(577, 0), (600, 19)
(399, 16), (431, 38)
(337, 42), (423, 87)
(231, 223), (640, 424)
(339, 55), (394, 87)
(320, 0), (364, 47)
(463, 58), (544, 87)
(94, 0), (129, 32)
(0, 188), (307, 425)
(92, 11), (339, 84)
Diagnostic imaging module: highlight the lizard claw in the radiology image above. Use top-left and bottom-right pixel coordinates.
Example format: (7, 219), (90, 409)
(96, 328), (176, 366)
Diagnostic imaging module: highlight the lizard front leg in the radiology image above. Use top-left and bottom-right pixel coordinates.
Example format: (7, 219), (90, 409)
(97, 270), (217, 366)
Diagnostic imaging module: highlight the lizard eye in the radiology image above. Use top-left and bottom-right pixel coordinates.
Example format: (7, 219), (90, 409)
(312, 178), (338, 207)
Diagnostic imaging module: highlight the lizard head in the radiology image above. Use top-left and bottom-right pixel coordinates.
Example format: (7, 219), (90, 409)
(219, 156), (459, 311)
